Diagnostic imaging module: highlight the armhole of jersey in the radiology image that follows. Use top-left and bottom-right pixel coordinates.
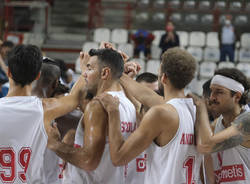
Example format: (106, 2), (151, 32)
(39, 98), (48, 140)
(153, 103), (181, 149)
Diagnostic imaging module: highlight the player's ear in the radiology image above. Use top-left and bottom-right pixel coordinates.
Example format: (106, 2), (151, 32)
(234, 92), (242, 104)
(101, 67), (111, 80)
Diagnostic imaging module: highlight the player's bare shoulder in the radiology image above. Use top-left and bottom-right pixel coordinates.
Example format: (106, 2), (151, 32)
(84, 99), (108, 125)
(148, 103), (179, 127)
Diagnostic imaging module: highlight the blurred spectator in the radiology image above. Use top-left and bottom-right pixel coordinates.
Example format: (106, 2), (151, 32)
(159, 21), (180, 55)
(131, 30), (155, 59)
(218, 15), (239, 62)
(0, 41), (14, 73)
(0, 41), (14, 97)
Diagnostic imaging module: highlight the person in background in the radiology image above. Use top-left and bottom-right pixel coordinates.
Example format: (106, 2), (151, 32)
(159, 21), (179, 56)
(136, 72), (158, 92)
(131, 29), (155, 59)
(0, 41), (14, 97)
(218, 15), (238, 62)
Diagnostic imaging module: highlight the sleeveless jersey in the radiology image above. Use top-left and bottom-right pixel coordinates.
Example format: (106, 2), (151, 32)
(211, 114), (250, 184)
(145, 98), (203, 184)
(0, 96), (47, 184)
(69, 91), (146, 184)
(43, 148), (62, 184)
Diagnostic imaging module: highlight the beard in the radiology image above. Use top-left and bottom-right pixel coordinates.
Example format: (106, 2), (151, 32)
(157, 82), (164, 97)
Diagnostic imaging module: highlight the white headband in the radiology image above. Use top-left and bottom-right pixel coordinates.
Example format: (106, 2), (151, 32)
(211, 75), (245, 94)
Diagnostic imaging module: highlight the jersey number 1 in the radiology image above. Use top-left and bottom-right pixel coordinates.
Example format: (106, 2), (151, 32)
(0, 147), (31, 183)
(183, 156), (196, 184)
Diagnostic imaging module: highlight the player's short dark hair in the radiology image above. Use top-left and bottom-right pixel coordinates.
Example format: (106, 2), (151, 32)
(40, 58), (61, 87)
(89, 48), (124, 79)
(136, 72), (158, 83)
(7, 44), (42, 87)
(161, 47), (196, 89)
(214, 68), (250, 105)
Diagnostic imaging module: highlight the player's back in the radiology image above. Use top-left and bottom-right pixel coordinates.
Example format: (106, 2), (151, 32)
(0, 96), (47, 184)
(145, 98), (203, 184)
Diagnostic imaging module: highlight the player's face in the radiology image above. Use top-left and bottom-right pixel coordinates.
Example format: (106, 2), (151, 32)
(209, 84), (235, 115)
(83, 56), (101, 96)
(140, 81), (158, 91)
(0, 46), (11, 60)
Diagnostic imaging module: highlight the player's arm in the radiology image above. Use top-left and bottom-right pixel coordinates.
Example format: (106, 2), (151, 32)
(191, 94), (250, 153)
(120, 74), (164, 108)
(97, 94), (171, 166)
(43, 52), (88, 131)
(47, 100), (107, 171)
(109, 106), (166, 166)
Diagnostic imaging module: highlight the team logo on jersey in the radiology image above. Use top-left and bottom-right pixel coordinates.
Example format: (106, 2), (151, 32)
(214, 164), (245, 183)
(136, 154), (147, 172)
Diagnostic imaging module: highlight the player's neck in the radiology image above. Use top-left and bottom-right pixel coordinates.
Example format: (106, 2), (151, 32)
(7, 84), (32, 97)
(222, 105), (242, 128)
(164, 86), (185, 102)
(97, 80), (122, 95)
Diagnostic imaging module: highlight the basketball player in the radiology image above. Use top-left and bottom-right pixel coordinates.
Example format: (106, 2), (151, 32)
(0, 44), (87, 183)
(47, 48), (146, 184)
(96, 48), (203, 184)
(190, 68), (250, 183)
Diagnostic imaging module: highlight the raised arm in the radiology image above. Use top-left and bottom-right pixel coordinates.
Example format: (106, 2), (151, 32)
(191, 94), (250, 154)
(120, 74), (164, 107)
(43, 52), (88, 130)
(47, 100), (107, 171)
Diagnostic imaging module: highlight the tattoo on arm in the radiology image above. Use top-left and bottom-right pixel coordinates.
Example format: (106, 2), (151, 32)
(232, 111), (250, 137)
(212, 134), (244, 153)
(212, 111), (250, 153)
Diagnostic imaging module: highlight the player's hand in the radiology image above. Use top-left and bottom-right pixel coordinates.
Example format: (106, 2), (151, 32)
(99, 42), (116, 50)
(118, 50), (129, 63)
(47, 122), (61, 147)
(124, 61), (141, 78)
(79, 52), (90, 73)
(62, 129), (76, 146)
(95, 93), (120, 114)
(187, 93), (206, 109)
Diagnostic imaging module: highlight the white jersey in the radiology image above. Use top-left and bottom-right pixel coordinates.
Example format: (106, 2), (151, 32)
(68, 91), (146, 184)
(145, 98), (203, 184)
(211, 114), (250, 183)
(0, 96), (47, 184)
(43, 148), (62, 184)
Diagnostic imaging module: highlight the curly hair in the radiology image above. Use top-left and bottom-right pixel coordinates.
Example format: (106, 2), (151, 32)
(160, 47), (196, 89)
